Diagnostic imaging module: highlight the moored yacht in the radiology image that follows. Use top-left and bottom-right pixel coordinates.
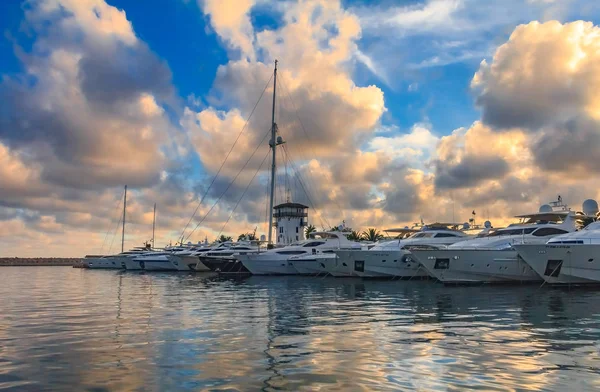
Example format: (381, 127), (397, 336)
(411, 199), (580, 284)
(200, 242), (263, 274)
(86, 246), (152, 269)
(239, 232), (361, 275)
(333, 225), (474, 279)
(172, 244), (215, 271)
(514, 201), (600, 284)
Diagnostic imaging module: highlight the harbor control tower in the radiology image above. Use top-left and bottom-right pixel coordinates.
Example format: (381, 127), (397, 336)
(273, 202), (308, 245)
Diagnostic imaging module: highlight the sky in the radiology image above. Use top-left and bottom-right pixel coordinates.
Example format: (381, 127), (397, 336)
(1, 0), (600, 257)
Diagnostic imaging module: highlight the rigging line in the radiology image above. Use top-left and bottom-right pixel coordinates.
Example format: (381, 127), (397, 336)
(217, 149), (271, 238)
(100, 188), (125, 253)
(108, 208), (124, 255)
(278, 75), (346, 222)
(184, 126), (273, 242)
(179, 73), (274, 243)
(282, 144), (328, 229)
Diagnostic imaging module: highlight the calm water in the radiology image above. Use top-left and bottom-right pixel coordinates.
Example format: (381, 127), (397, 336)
(1, 268), (600, 391)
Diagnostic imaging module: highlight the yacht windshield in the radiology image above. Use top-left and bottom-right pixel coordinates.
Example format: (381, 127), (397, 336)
(488, 227), (536, 236)
(408, 232), (435, 239)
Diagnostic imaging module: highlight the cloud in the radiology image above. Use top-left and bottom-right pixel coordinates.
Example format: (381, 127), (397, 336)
(200, 0), (256, 60)
(472, 21), (600, 130)
(0, 0), (179, 190)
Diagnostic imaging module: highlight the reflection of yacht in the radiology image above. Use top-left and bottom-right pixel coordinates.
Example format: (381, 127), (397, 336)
(514, 220), (600, 285)
(412, 200), (579, 284)
(333, 225), (473, 278)
(239, 232), (361, 275)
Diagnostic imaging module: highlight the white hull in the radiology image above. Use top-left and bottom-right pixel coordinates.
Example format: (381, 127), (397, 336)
(323, 255), (355, 277)
(289, 257), (331, 275)
(174, 255), (200, 271)
(86, 256), (126, 269)
(515, 244), (600, 284)
(137, 255), (179, 271)
(123, 258), (143, 270)
(412, 249), (541, 284)
(240, 255), (297, 275)
(335, 250), (429, 278)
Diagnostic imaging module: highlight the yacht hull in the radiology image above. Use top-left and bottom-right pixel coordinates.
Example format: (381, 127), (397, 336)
(124, 258), (144, 270)
(139, 255), (180, 271)
(334, 250), (429, 279)
(412, 249), (541, 284)
(239, 255), (297, 275)
(200, 257), (250, 274)
(289, 257), (331, 275)
(86, 256), (126, 269)
(514, 244), (600, 284)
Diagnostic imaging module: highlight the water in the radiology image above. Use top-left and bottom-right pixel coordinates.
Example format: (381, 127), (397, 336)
(1, 268), (600, 391)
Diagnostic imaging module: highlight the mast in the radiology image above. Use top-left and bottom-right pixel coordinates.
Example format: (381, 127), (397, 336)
(121, 185), (127, 253)
(268, 60), (278, 245)
(152, 203), (156, 249)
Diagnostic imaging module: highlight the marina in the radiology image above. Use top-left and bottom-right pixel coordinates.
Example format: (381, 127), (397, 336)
(3, 1), (600, 391)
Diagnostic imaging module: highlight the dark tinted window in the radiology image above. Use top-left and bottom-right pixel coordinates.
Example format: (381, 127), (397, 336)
(434, 233), (458, 238)
(276, 250), (307, 255)
(532, 228), (569, 237)
(303, 241), (325, 247)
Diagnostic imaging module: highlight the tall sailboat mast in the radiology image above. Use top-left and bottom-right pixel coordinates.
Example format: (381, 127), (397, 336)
(268, 60), (278, 245)
(152, 203), (156, 248)
(121, 185), (127, 253)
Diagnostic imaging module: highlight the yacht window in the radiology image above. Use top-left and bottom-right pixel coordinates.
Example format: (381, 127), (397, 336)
(434, 233), (458, 238)
(321, 250), (335, 254)
(550, 240), (583, 244)
(303, 241), (325, 247)
(531, 228), (570, 237)
(233, 247), (251, 250)
(276, 250), (307, 255)
(489, 227), (536, 236)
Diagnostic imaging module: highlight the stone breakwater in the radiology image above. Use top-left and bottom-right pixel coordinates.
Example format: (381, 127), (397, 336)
(0, 258), (83, 266)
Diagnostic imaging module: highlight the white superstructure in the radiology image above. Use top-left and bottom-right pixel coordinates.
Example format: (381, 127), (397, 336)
(411, 201), (579, 284)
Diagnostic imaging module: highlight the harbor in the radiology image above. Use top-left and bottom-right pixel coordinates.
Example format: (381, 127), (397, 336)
(3, 0), (600, 390)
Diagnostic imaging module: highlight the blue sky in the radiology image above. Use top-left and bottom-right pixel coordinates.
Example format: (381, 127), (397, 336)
(2, 0), (600, 256)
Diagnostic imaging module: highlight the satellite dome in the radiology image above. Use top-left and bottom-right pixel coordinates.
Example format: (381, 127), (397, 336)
(260, 234), (266, 242)
(583, 199), (599, 216)
(462, 222), (470, 230)
(484, 220), (492, 228)
(539, 204), (553, 213)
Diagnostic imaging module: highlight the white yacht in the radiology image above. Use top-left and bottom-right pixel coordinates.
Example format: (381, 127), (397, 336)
(86, 246), (152, 269)
(514, 220), (600, 285)
(333, 226), (473, 278)
(411, 201), (579, 284)
(172, 244), (215, 271)
(239, 232), (361, 275)
(127, 245), (190, 271)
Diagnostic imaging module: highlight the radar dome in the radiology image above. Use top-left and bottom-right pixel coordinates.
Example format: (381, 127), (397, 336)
(539, 204), (553, 213)
(462, 222), (470, 230)
(260, 234), (266, 242)
(583, 199), (599, 216)
(484, 220), (492, 228)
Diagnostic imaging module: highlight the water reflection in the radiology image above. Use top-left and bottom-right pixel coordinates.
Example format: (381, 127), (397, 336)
(0, 268), (599, 391)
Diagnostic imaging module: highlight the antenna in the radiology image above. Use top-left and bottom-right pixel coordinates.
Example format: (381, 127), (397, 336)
(152, 203), (156, 249)
(121, 185), (127, 253)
